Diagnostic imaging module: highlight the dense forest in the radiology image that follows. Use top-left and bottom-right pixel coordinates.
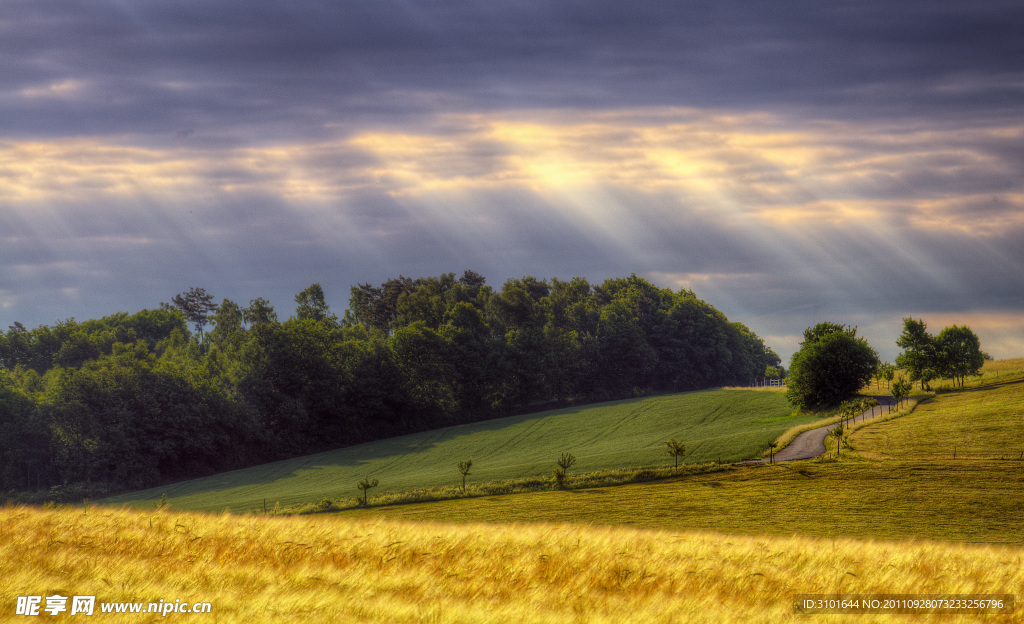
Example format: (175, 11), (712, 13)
(0, 272), (780, 499)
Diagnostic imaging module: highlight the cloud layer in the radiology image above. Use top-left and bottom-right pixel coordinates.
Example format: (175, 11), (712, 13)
(2, 1), (1023, 363)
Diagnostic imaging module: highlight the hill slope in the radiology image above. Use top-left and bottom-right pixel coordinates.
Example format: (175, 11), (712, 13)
(346, 375), (1024, 545)
(103, 389), (810, 512)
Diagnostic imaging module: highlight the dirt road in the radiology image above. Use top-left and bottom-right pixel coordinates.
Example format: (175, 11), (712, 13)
(755, 396), (896, 464)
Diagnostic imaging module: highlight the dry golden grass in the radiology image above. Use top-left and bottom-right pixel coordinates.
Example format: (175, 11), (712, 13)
(2, 504), (1022, 623)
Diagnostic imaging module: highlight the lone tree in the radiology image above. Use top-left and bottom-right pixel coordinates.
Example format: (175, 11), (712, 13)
(666, 438), (687, 469)
(831, 424), (845, 458)
(164, 287), (218, 342)
(457, 459), (473, 493)
(357, 475), (379, 506)
(553, 452), (577, 489)
(767, 441), (778, 464)
(786, 322), (879, 409)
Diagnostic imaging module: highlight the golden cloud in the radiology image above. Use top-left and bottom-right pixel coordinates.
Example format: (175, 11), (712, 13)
(2, 109), (1020, 240)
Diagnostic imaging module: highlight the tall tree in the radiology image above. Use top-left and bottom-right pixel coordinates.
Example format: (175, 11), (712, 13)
(243, 297), (278, 327)
(207, 299), (245, 347)
(295, 284), (336, 324)
(165, 287), (218, 343)
(935, 325), (984, 388)
(895, 317), (937, 390)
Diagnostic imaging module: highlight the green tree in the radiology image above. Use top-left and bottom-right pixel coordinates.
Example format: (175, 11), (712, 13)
(767, 440), (778, 464)
(207, 299), (245, 347)
(891, 375), (912, 409)
(874, 361), (895, 389)
(554, 451), (577, 486)
(357, 475), (379, 505)
(785, 323), (879, 409)
(457, 458), (473, 492)
(831, 424), (845, 458)
(665, 438), (687, 469)
(935, 325), (984, 388)
(395, 274), (456, 329)
(439, 303), (500, 416)
(389, 322), (456, 425)
(165, 287), (218, 343)
(895, 318), (937, 391)
(348, 276), (415, 332)
(595, 299), (656, 396)
(295, 284), (336, 324)
(243, 297), (278, 327)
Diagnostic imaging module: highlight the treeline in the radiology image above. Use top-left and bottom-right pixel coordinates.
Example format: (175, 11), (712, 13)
(0, 272), (780, 497)
(895, 317), (987, 389)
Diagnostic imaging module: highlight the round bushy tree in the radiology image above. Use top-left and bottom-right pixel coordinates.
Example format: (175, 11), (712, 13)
(786, 323), (879, 409)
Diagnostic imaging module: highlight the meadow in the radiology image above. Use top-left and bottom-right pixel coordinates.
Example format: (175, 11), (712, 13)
(926, 357), (1024, 392)
(3, 505), (1021, 623)
(102, 389), (815, 513)
(341, 375), (1024, 546)
(854, 379), (1024, 462)
(10, 363), (1024, 622)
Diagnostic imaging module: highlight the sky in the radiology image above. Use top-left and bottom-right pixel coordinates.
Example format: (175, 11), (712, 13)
(2, 0), (1023, 364)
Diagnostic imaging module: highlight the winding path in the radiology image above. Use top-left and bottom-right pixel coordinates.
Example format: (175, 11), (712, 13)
(753, 395), (897, 464)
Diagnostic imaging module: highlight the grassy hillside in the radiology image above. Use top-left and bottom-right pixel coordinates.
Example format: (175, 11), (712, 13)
(854, 379), (1024, 461)
(103, 389), (813, 513)
(3, 505), (1020, 623)
(345, 460), (1024, 545)
(346, 377), (1024, 545)
(927, 356), (1024, 392)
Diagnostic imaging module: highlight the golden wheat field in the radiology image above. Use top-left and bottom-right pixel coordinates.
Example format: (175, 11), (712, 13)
(1, 505), (1021, 623)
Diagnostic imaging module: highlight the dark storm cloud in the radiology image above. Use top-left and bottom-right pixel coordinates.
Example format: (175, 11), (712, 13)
(4, 0), (1022, 141)
(3, 0), (1023, 363)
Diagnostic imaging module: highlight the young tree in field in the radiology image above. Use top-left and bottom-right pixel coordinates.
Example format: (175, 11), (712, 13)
(767, 441), (778, 464)
(891, 376), (912, 410)
(553, 452), (577, 489)
(665, 438), (687, 469)
(877, 362), (896, 389)
(873, 362), (894, 389)
(831, 424), (844, 458)
(457, 459), (473, 493)
(786, 323), (879, 409)
(357, 475), (379, 506)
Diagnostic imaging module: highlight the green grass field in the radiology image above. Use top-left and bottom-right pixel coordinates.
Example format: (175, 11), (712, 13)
(342, 376), (1024, 545)
(103, 389), (815, 512)
(344, 459), (1024, 544)
(927, 356), (1024, 392)
(854, 379), (1024, 461)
